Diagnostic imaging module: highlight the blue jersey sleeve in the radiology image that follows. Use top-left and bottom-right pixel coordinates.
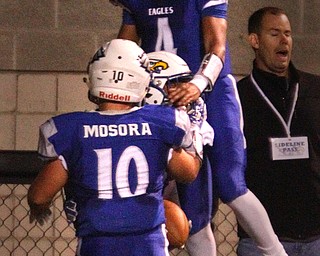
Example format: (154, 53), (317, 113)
(122, 9), (135, 25)
(38, 113), (79, 160)
(201, 3), (228, 19)
(38, 119), (59, 160)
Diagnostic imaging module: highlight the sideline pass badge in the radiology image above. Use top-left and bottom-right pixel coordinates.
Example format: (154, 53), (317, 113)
(269, 136), (309, 160)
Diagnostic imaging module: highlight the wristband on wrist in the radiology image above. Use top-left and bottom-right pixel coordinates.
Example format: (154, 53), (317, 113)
(190, 74), (210, 93)
(190, 53), (223, 93)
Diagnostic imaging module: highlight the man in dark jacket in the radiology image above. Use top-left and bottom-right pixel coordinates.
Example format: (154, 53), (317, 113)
(237, 6), (320, 256)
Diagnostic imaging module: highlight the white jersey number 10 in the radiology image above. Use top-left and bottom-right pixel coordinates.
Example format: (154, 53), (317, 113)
(95, 146), (150, 199)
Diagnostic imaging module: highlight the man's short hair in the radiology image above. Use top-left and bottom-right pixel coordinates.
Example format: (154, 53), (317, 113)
(248, 7), (287, 34)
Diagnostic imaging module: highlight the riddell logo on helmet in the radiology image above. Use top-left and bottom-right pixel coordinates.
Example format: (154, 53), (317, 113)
(99, 91), (131, 101)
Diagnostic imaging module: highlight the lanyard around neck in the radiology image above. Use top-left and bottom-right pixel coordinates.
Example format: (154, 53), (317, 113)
(250, 73), (299, 137)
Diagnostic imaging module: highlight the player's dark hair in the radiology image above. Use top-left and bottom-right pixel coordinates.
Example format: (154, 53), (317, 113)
(248, 7), (287, 34)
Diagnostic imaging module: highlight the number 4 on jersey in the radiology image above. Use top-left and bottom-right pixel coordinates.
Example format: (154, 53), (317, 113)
(155, 17), (177, 54)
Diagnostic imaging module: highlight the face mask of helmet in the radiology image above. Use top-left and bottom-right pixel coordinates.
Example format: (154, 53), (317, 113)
(145, 51), (193, 105)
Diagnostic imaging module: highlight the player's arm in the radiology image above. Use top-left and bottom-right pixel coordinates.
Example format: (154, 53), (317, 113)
(115, 6), (140, 43)
(117, 23), (140, 43)
(201, 16), (227, 63)
(168, 16), (226, 106)
(167, 148), (201, 183)
(28, 159), (68, 225)
(166, 102), (209, 183)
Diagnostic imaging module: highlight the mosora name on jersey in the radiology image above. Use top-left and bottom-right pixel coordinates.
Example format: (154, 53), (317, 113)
(148, 7), (174, 16)
(83, 123), (152, 138)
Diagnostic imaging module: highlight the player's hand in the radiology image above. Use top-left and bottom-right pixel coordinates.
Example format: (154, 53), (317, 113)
(29, 205), (52, 226)
(168, 83), (201, 107)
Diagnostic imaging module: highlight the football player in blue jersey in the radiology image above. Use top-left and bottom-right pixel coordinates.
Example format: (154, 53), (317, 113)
(145, 51), (215, 208)
(27, 39), (204, 256)
(114, 0), (286, 240)
(143, 51), (287, 256)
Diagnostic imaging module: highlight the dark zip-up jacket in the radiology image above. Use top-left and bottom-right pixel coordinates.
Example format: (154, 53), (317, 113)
(237, 62), (320, 241)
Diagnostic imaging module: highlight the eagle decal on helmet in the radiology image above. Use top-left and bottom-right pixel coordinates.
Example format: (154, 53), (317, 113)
(149, 59), (169, 73)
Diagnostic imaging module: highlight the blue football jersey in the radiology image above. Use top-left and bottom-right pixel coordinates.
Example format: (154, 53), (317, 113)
(114, 0), (247, 236)
(118, 0), (231, 76)
(38, 105), (192, 237)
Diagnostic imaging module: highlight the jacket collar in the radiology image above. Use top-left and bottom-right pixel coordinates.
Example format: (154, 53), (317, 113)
(252, 61), (299, 97)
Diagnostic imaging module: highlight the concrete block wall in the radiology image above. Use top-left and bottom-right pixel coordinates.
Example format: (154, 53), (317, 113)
(0, 1), (121, 71)
(0, 71), (95, 150)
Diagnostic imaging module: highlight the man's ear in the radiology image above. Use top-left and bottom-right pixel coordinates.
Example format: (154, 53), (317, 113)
(248, 33), (259, 49)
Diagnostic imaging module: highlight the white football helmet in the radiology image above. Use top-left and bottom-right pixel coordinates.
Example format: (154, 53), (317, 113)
(86, 39), (150, 104)
(145, 51), (193, 105)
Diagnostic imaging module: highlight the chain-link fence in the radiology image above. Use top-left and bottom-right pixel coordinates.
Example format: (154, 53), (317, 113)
(0, 151), (238, 256)
(0, 184), (238, 256)
(0, 185), (76, 256)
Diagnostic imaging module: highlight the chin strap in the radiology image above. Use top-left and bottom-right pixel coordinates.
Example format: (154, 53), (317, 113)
(190, 53), (223, 93)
